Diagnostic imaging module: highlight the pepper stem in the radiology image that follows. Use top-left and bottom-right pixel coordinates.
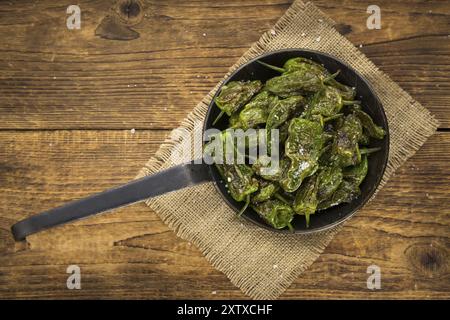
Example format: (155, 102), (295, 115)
(359, 147), (381, 155)
(342, 100), (361, 106)
(237, 195), (251, 217)
(305, 212), (310, 228)
(324, 70), (340, 83)
(256, 60), (286, 73)
(212, 110), (225, 126)
(287, 222), (294, 232)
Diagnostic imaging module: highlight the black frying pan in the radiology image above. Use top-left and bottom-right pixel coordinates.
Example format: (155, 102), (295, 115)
(11, 49), (389, 241)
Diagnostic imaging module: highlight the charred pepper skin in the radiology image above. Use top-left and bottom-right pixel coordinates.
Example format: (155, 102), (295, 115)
(252, 199), (294, 230)
(293, 174), (320, 227)
(238, 91), (278, 130)
(280, 118), (326, 193)
(214, 80), (263, 116)
(330, 114), (363, 168)
(354, 109), (386, 140)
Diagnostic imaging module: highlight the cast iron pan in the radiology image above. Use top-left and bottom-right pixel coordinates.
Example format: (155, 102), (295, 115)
(11, 49), (389, 241)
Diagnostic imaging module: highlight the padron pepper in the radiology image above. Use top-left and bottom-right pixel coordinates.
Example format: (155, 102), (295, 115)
(252, 179), (279, 203)
(342, 154), (368, 186)
(317, 179), (361, 211)
(264, 69), (333, 98)
(213, 80), (262, 124)
(266, 95), (306, 130)
(293, 174), (319, 227)
(280, 118), (326, 192)
(354, 109), (386, 140)
(238, 91), (278, 130)
(318, 149), (368, 211)
(316, 166), (343, 202)
(252, 199), (294, 230)
(330, 113), (363, 167)
(305, 86), (357, 118)
(259, 57), (356, 100)
(216, 163), (258, 215)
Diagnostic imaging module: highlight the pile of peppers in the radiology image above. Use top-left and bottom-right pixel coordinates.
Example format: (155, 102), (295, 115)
(210, 57), (386, 230)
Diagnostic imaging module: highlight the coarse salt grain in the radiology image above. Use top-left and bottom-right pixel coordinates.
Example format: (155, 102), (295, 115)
(316, 36), (321, 42)
(301, 32), (306, 37)
(270, 29), (276, 35)
(130, 128), (136, 134)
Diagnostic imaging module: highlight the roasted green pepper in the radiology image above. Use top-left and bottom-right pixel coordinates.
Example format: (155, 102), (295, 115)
(238, 91), (278, 130)
(305, 86), (352, 118)
(266, 96), (306, 130)
(330, 114), (363, 167)
(354, 109), (386, 140)
(342, 154), (368, 186)
(252, 199), (294, 230)
(317, 180), (361, 211)
(293, 174), (319, 227)
(252, 179), (279, 203)
(317, 166), (343, 202)
(213, 80), (262, 124)
(280, 118), (326, 192)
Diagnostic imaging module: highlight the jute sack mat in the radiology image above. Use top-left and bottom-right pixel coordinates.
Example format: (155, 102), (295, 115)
(137, 1), (439, 299)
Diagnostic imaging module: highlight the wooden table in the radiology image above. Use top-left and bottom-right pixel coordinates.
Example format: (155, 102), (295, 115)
(0, 0), (448, 299)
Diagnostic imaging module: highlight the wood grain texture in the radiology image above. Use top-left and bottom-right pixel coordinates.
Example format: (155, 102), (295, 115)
(0, 0), (448, 129)
(0, 0), (449, 299)
(0, 131), (448, 299)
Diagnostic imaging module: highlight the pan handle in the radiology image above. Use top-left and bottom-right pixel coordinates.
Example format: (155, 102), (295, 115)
(11, 161), (212, 241)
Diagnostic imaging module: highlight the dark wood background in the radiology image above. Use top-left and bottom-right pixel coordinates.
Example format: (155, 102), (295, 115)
(0, 0), (448, 299)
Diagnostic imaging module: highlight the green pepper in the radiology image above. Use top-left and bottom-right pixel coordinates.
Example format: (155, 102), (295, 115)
(216, 163), (258, 216)
(330, 114), (363, 167)
(238, 91), (278, 130)
(213, 80), (262, 124)
(265, 96), (306, 153)
(259, 57), (356, 100)
(264, 69), (326, 97)
(354, 109), (386, 139)
(252, 199), (294, 230)
(317, 180), (361, 211)
(293, 174), (319, 227)
(253, 156), (290, 182)
(306, 86), (348, 118)
(280, 118), (326, 192)
(317, 166), (343, 202)
(342, 155), (368, 186)
(252, 179), (279, 203)
(266, 96), (306, 130)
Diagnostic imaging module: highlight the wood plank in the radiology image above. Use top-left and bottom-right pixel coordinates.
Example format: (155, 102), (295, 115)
(0, 130), (448, 299)
(0, 0), (448, 129)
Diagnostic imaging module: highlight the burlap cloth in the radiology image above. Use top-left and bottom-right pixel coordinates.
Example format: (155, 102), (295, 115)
(137, 1), (439, 299)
